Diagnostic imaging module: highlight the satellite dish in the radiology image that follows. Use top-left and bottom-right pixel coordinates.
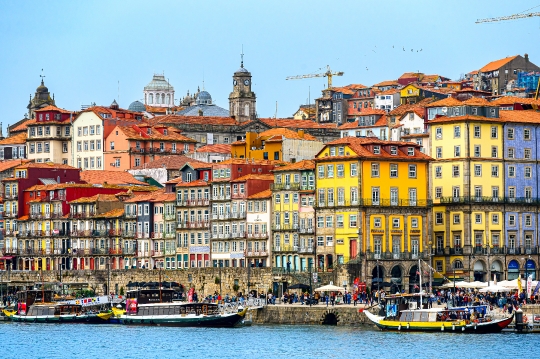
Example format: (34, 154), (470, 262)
(441, 107), (448, 114)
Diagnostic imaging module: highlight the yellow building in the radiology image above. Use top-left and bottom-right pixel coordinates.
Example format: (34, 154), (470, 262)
(231, 128), (324, 162)
(429, 109), (504, 283)
(314, 137), (431, 292)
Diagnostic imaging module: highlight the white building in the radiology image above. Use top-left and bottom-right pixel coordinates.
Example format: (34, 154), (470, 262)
(391, 109), (428, 153)
(144, 74), (175, 108)
(246, 189), (271, 267)
(374, 89), (401, 112)
(339, 109), (389, 140)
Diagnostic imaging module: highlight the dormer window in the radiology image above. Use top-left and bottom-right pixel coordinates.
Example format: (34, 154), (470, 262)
(147, 128), (151, 135)
(390, 146), (397, 155)
(163, 129), (168, 135)
(472, 108), (477, 115)
(373, 146), (381, 155)
(407, 147), (414, 156)
(338, 146), (344, 156)
(330, 147), (336, 156)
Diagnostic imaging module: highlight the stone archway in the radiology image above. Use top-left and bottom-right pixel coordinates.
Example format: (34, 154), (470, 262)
(473, 260), (486, 281)
(320, 309), (340, 325)
(409, 265), (419, 293)
(371, 265), (385, 291)
(390, 265), (403, 294)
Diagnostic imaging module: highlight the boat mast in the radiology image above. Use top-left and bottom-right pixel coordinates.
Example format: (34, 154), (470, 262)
(418, 259), (422, 309)
(41, 267), (44, 303)
(159, 267), (162, 303)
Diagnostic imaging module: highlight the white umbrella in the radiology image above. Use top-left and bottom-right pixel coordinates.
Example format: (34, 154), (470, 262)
(441, 281), (468, 288)
(314, 284), (345, 292)
(479, 285), (509, 293)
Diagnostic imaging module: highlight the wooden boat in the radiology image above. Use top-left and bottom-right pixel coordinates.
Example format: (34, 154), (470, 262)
(364, 293), (513, 333)
(1, 308), (15, 321)
(119, 289), (247, 327)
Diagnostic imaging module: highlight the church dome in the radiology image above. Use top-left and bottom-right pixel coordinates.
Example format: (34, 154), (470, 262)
(36, 80), (48, 93)
(235, 66), (249, 74)
(144, 74), (174, 91)
(128, 100), (146, 112)
(196, 90), (212, 105)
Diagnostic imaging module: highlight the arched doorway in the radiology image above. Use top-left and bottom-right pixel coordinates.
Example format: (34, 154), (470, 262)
(508, 260), (519, 280)
(390, 265), (402, 294)
(473, 260), (486, 281)
(409, 265), (419, 293)
(371, 265), (384, 291)
(525, 259), (536, 280)
(491, 260), (503, 281)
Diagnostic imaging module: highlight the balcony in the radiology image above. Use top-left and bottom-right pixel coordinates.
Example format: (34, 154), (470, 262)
(297, 246), (314, 254)
(185, 199), (210, 207)
(272, 245), (299, 252)
(163, 213), (176, 221)
(124, 212), (137, 219)
(4, 211), (17, 218)
(246, 251), (268, 257)
(178, 222), (209, 229)
(272, 224), (299, 231)
(231, 232), (247, 239)
(122, 231), (135, 238)
(271, 183), (300, 191)
(230, 212), (246, 219)
(449, 247), (463, 255)
(247, 233), (269, 239)
(92, 230), (109, 237)
(299, 227), (315, 234)
(360, 198), (431, 207)
(524, 247), (538, 255)
(164, 248), (176, 255)
(4, 193), (18, 200)
(211, 195), (231, 201)
(135, 232), (150, 239)
(70, 230), (92, 237)
(366, 251), (426, 260)
(164, 232), (176, 239)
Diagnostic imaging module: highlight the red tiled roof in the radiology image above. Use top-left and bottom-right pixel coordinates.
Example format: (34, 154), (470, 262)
(425, 97), (463, 108)
(34, 105), (74, 114)
(171, 179), (209, 187)
(123, 188), (166, 203)
(480, 55), (518, 73)
(255, 128), (318, 141)
(259, 118), (337, 129)
(148, 115), (241, 126)
(81, 170), (149, 186)
(116, 125), (196, 142)
(0, 133), (26, 145)
(499, 110), (540, 124)
(272, 160), (315, 172)
(195, 144), (232, 154)
(461, 97), (491, 106)
(79, 106), (143, 120)
(0, 159), (26, 173)
(373, 80), (399, 88)
(428, 115), (504, 124)
(215, 158), (285, 166)
(389, 98), (433, 116)
(93, 208), (125, 218)
(339, 115), (387, 130)
(11, 119), (34, 133)
(69, 193), (121, 204)
(490, 96), (540, 106)
(248, 189), (272, 199)
(16, 162), (78, 170)
(317, 137), (432, 161)
(131, 155), (201, 170)
(230, 174), (275, 182)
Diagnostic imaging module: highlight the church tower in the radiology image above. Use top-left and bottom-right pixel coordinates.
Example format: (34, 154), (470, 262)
(229, 57), (256, 123)
(27, 78), (56, 119)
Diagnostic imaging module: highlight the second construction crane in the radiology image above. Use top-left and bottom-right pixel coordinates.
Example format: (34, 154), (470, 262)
(286, 65), (344, 89)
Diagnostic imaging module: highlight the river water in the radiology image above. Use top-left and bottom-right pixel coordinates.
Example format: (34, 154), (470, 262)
(0, 322), (536, 358)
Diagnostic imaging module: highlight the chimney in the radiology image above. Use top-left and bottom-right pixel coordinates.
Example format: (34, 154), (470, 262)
(198, 109), (204, 116)
(298, 130), (304, 138)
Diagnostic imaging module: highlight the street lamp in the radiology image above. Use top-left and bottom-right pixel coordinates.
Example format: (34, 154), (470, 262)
(483, 243), (490, 287)
(428, 240), (432, 294)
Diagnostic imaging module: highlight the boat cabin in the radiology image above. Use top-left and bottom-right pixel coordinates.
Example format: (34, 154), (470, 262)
(24, 304), (83, 317)
(126, 289), (177, 304)
(131, 303), (220, 317)
(379, 293), (429, 318)
(17, 290), (54, 306)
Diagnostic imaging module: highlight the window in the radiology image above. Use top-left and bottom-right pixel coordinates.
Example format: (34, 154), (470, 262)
(452, 186), (460, 198)
(317, 166), (324, 179)
(435, 127), (442, 139)
(90, 140), (95, 151)
(524, 148), (531, 159)
(491, 126), (498, 139)
(435, 212), (443, 225)
(349, 215), (357, 228)
(337, 164), (344, 177)
(435, 166), (442, 178)
(390, 164), (398, 178)
(350, 163), (357, 176)
(508, 186), (515, 199)
(336, 215), (344, 228)
(525, 167), (532, 179)
(390, 146), (397, 155)
(96, 140), (101, 150)
(90, 125), (95, 135)
(473, 145), (480, 157)
(392, 218), (400, 228)
(453, 214), (460, 224)
(508, 166), (515, 177)
(435, 187), (442, 198)
(62, 142), (68, 153)
(408, 165), (416, 178)
(524, 128), (531, 140)
(371, 163), (379, 177)
(436, 147), (442, 158)
(475, 213), (482, 224)
(407, 147), (414, 156)
(275, 194), (281, 204)
(110, 141), (115, 150)
(115, 158), (120, 167)
(327, 165), (334, 178)
(330, 147), (336, 156)
(373, 217), (381, 228)
(473, 126), (480, 138)
(492, 214), (499, 224)
(492, 186), (499, 199)
(452, 165), (459, 177)
(491, 165), (499, 177)
(507, 148), (514, 158)
(325, 216), (333, 228)
(525, 215), (532, 226)
(454, 146), (461, 157)
(83, 127), (88, 136)
(135, 158), (140, 167)
(474, 164), (481, 176)
(489, 146), (498, 158)
(508, 215), (516, 226)
(373, 146), (380, 154)
(507, 128), (514, 139)
(454, 126), (461, 138)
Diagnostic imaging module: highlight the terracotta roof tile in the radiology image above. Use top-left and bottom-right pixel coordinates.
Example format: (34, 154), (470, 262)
(34, 105), (74, 114)
(116, 125), (196, 142)
(259, 118), (338, 129)
(231, 174), (275, 182)
(255, 128), (318, 141)
(216, 158), (285, 166)
(11, 119), (34, 133)
(93, 208), (124, 218)
(490, 96), (540, 106)
(499, 110), (540, 124)
(0, 159), (27, 173)
(16, 162), (78, 170)
(148, 115), (241, 126)
(131, 155), (200, 170)
(339, 115), (388, 130)
(172, 179), (209, 187)
(182, 161), (212, 170)
(195, 144), (232, 154)
(247, 189), (272, 199)
(69, 193), (121, 204)
(480, 55), (518, 73)
(425, 97), (463, 108)
(373, 80), (399, 87)
(272, 160), (315, 172)
(390, 99), (432, 115)
(377, 88), (400, 96)
(81, 170), (149, 186)
(461, 97), (491, 106)
(80, 106), (143, 120)
(0, 133), (27, 145)
(25, 183), (155, 192)
(123, 188), (166, 203)
(428, 115), (504, 124)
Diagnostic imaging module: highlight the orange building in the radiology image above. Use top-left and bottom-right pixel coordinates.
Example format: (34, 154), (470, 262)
(104, 123), (196, 171)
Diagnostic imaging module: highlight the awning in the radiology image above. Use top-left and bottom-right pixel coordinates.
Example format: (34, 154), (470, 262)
(0, 256), (13, 260)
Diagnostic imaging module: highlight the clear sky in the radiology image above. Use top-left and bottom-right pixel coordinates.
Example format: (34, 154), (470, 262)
(0, 0), (539, 129)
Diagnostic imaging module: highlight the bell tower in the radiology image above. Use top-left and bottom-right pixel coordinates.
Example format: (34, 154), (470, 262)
(229, 54), (256, 123)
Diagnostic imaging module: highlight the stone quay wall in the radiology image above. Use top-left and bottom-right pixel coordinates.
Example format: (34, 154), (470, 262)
(2, 268), (346, 298)
(251, 305), (374, 326)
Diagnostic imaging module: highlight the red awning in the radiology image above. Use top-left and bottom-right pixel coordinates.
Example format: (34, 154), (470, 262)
(0, 256), (13, 260)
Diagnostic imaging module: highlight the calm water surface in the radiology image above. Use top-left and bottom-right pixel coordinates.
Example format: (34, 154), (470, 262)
(0, 322), (535, 358)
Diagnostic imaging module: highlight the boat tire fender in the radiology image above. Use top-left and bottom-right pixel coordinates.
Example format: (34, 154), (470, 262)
(462, 327), (465, 332)
(406, 323), (410, 329)
(398, 324), (401, 331)
(33, 318), (37, 323)
(441, 325), (444, 331)
(452, 324), (455, 331)
(474, 325), (477, 330)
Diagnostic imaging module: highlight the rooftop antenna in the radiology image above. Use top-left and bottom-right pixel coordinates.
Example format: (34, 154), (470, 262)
(241, 45), (244, 68)
(202, 70), (205, 91)
(274, 101), (278, 118)
(40, 68), (45, 84)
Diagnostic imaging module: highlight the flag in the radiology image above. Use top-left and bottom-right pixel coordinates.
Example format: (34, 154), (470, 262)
(517, 275), (523, 294)
(416, 270), (420, 276)
(527, 275), (533, 298)
(533, 281), (540, 296)
(414, 284), (419, 289)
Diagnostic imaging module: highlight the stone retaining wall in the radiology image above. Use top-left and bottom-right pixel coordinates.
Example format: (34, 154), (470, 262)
(252, 305), (374, 326)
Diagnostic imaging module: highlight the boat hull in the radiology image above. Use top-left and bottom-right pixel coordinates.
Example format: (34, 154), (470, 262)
(120, 309), (247, 328)
(11, 314), (90, 323)
(364, 310), (513, 333)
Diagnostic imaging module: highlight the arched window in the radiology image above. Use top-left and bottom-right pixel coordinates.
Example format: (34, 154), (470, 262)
(453, 260), (464, 269)
(148, 93), (153, 104)
(244, 104), (250, 116)
(144, 93), (147, 104)
(156, 93), (160, 105)
(166, 94), (170, 105)
(161, 94), (165, 104)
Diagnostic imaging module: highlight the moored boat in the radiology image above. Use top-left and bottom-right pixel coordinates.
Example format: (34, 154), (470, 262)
(364, 293), (513, 333)
(119, 289), (247, 327)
